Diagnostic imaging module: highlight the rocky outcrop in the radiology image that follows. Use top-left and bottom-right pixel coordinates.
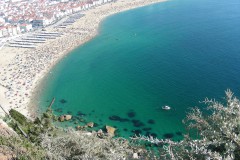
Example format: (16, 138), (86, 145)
(59, 115), (72, 122)
(59, 115), (65, 122)
(133, 153), (139, 159)
(0, 147), (15, 160)
(65, 115), (72, 121)
(106, 125), (116, 137)
(0, 120), (17, 159)
(97, 129), (104, 138)
(0, 120), (17, 137)
(87, 122), (94, 128)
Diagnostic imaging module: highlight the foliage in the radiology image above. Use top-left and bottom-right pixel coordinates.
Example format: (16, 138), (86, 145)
(0, 135), (46, 159)
(5, 90), (240, 159)
(9, 109), (28, 126)
(132, 90), (240, 160)
(1, 107), (61, 159)
(4, 108), (142, 159)
(40, 128), (143, 160)
(8, 108), (57, 144)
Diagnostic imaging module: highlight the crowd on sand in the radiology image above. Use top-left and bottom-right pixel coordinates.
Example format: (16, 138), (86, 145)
(0, 0), (167, 118)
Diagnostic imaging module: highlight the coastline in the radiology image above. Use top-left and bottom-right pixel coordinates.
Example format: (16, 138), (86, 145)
(0, 0), (167, 119)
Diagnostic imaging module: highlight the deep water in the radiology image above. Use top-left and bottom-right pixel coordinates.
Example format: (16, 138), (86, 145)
(36, 0), (240, 140)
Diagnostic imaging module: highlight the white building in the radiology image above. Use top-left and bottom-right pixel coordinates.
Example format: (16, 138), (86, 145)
(0, 28), (3, 38)
(32, 16), (54, 28)
(20, 23), (32, 32)
(1, 27), (8, 37)
(32, 19), (44, 28)
(0, 17), (5, 24)
(10, 0), (22, 2)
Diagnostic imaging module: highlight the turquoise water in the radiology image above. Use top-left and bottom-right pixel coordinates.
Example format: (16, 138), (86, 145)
(37, 0), (240, 140)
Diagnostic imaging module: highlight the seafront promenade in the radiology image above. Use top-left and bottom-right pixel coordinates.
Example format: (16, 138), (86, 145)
(0, 0), (167, 118)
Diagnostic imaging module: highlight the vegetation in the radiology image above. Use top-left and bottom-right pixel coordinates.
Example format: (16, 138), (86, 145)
(0, 135), (46, 159)
(1, 90), (240, 159)
(2, 107), (142, 159)
(8, 108), (57, 143)
(132, 90), (240, 159)
(40, 129), (141, 159)
(9, 109), (28, 126)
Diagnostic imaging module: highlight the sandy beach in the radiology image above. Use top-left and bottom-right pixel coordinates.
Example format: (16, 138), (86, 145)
(0, 0), (167, 118)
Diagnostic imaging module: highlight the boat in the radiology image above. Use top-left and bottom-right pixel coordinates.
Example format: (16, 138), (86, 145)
(162, 105), (171, 110)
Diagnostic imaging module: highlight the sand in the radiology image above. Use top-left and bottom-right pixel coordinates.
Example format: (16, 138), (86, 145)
(0, 0), (167, 118)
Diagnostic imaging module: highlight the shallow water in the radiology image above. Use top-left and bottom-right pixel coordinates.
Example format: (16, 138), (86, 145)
(36, 0), (240, 140)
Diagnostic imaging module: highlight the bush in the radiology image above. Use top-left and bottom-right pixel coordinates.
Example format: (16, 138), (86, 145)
(133, 90), (240, 160)
(0, 135), (46, 159)
(9, 109), (28, 126)
(40, 129), (141, 160)
(7, 90), (240, 159)
(7, 108), (57, 144)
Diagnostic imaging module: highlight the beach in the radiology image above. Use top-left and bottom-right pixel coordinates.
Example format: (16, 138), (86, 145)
(0, 0), (167, 118)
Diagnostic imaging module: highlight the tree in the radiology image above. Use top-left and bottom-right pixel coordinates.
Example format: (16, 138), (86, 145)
(132, 90), (240, 160)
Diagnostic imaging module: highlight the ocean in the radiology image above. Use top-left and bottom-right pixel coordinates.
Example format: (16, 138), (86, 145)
(36, 0), (240, 140)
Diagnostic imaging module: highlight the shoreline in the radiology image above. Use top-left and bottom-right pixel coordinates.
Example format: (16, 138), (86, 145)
(0, 0), (167, 119)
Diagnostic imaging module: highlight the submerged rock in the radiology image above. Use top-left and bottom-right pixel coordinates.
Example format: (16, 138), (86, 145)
(127, 111), (136, 118)
(131, 129), (142, 135)
(74, 121), (78, 124)
(109, 115), (129, 122)
(77, 111), (86, 116)
(59, 99), (67, 104)
(109, 115), (121, 121)
(67, 111), (72, 114)
(145, 132), (158, 138)
(143, 127), (152, 131)
(147, 119), (155, 124)
(176, 131), (182, 136)
(163, 133), (174, 139)
(132, 119), (144, 127)
(93, 122), (99, 127)
(55, 108), (63, 113)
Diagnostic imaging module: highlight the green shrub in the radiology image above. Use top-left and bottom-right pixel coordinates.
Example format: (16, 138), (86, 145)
(133, 90), (240, 159)
(9, 109), (28, 125)
(0, 135), (46, 159)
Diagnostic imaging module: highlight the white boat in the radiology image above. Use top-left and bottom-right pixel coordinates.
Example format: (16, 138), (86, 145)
(162, 105), (171, 110)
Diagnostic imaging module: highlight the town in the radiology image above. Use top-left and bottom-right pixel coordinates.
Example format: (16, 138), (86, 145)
(0, 0), (114, 38)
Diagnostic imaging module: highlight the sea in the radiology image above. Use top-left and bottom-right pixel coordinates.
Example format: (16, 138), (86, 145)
(36, 0), (240, 140)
